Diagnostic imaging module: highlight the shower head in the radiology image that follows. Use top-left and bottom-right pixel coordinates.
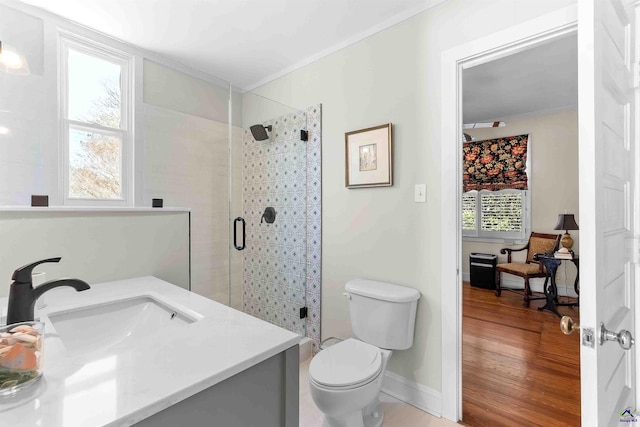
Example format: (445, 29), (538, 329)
(250, 124), (272, 141)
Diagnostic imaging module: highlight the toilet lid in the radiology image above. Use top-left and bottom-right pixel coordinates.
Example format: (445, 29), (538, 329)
(309, 339), (382, 388)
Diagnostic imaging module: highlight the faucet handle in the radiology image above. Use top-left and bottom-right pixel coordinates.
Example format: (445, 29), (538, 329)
(12, 257), (62, 283)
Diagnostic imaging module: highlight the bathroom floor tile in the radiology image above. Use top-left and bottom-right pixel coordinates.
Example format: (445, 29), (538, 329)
(299, 359), (458, 427)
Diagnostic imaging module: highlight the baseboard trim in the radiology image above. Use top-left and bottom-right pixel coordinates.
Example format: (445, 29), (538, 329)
(461, 272), (578, 297)
(381, 371), (442, 417)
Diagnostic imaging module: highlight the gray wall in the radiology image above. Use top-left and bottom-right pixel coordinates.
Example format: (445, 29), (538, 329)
(0, 211), (190, 297)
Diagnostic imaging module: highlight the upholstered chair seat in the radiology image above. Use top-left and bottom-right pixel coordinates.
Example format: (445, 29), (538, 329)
(496, 263), (545, 276)
(495, 232), (561, 307)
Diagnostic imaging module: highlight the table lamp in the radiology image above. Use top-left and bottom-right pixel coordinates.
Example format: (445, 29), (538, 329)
(554, 213), (579, 252)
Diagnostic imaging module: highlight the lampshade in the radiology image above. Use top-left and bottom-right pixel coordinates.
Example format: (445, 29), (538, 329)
(554, 214), (579, 231)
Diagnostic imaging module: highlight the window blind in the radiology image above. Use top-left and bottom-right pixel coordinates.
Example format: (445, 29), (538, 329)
(463, 134), (529, 192)
(480, 192), (523, 232)
(462, 192), (476, 231)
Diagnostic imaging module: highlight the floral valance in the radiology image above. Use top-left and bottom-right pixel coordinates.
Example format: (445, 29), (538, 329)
(463, 134), (529, 192)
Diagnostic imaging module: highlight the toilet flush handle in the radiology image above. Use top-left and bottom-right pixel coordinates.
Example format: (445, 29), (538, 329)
(342, 292), (351, 300)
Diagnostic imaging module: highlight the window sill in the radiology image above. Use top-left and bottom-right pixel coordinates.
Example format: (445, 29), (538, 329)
(463, 236), (527, 245)
(0, 206), (190, 213)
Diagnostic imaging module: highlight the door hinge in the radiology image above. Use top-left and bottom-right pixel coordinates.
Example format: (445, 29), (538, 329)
(299, 307), (308, 319)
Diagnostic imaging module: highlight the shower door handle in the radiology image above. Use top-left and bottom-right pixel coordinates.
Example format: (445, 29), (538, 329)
(234, 217), (246, 251)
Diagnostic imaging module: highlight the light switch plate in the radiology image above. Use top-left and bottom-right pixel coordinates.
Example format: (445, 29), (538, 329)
(414, 184), (426, 203)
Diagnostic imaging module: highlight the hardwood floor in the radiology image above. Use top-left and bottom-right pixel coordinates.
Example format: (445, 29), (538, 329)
(462, 282), (581, 427)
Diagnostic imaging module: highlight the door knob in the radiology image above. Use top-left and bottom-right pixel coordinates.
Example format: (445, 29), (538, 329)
(600, 322), (635, 350)
(560, 316), (579, 335)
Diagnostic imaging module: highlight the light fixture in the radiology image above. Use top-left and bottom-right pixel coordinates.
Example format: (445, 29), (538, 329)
(0, 40), (30, 76)
(463, 121), (506, 129)
(554, 213), (579, 252)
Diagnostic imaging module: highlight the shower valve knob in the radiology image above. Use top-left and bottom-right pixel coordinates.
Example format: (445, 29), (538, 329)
(261, 207), (276, 224)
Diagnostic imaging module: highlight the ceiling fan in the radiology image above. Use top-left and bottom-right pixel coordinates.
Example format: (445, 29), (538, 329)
(463, 121), (505, 141)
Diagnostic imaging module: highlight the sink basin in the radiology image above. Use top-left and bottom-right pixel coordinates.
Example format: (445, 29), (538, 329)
(47, 296), (197, 355)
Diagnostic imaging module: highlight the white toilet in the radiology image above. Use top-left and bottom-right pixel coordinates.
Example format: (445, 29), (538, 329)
(309, 279), (421, 427)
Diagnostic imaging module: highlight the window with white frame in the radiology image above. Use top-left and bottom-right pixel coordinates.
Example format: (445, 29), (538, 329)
(462, 189), (529, 241)
(60, 34), (133, 205)
(462, 134), (530, 241)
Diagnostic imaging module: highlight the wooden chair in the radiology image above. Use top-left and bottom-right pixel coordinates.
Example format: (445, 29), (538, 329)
(495, 232), (561, 307)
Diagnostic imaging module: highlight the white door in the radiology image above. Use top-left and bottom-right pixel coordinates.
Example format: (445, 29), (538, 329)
(578, 0), (638, 425)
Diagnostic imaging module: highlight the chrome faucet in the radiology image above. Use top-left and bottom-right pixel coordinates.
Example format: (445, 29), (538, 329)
(6, 257), (90, 324)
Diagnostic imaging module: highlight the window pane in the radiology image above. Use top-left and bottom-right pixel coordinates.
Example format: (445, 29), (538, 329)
(480, 192), (522, 232)
(69, 128), (121, 199)
(68, 49), (121, 128)
(462, 192), (476, 231)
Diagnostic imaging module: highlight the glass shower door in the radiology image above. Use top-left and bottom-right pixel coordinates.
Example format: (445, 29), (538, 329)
(229, 92), (308, 335)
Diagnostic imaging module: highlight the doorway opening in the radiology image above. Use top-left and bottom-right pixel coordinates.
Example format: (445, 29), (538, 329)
(460, 32), (580, 426)
(439, 6), (579, 422)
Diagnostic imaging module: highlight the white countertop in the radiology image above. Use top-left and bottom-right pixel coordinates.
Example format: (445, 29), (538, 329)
(0, 276), (300, 426)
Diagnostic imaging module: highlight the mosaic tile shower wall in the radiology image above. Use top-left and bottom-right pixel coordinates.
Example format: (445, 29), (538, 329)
(242, 104), (322, 352)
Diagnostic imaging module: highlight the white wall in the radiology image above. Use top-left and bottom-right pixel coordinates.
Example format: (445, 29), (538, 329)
(0, 0), (240, 208)
(463, 110), (579, 293)
(0, 3), (57, 206)
(0, 1), (238, 303)
(143, 59), (242, 127)
(142, 60), (244, 304)
(251, 0), (576, 393)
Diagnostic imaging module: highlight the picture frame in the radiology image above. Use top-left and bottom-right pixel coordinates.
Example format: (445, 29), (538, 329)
(345, 123), (393, 188)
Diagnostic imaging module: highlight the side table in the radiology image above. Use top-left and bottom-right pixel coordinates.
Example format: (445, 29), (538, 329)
(534, 255), (579, 318)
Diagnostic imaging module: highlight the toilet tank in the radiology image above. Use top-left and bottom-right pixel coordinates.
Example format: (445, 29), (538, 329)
(345, 279), (421, 350)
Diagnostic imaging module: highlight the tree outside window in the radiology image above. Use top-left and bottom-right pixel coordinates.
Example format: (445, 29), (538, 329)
(69, 78), (122, 199)
(61, 36), (132, 205)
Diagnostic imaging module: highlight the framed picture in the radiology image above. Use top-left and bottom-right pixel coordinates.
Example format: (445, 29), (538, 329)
(345, 123), (393, 188)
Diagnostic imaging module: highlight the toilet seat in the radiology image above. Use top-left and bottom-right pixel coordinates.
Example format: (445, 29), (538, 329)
(309, 338), (382, 389)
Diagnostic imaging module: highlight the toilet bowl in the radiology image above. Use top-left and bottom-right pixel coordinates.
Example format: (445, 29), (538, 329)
(309, 279), (421, 427)
(309, 338), (391, 427)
